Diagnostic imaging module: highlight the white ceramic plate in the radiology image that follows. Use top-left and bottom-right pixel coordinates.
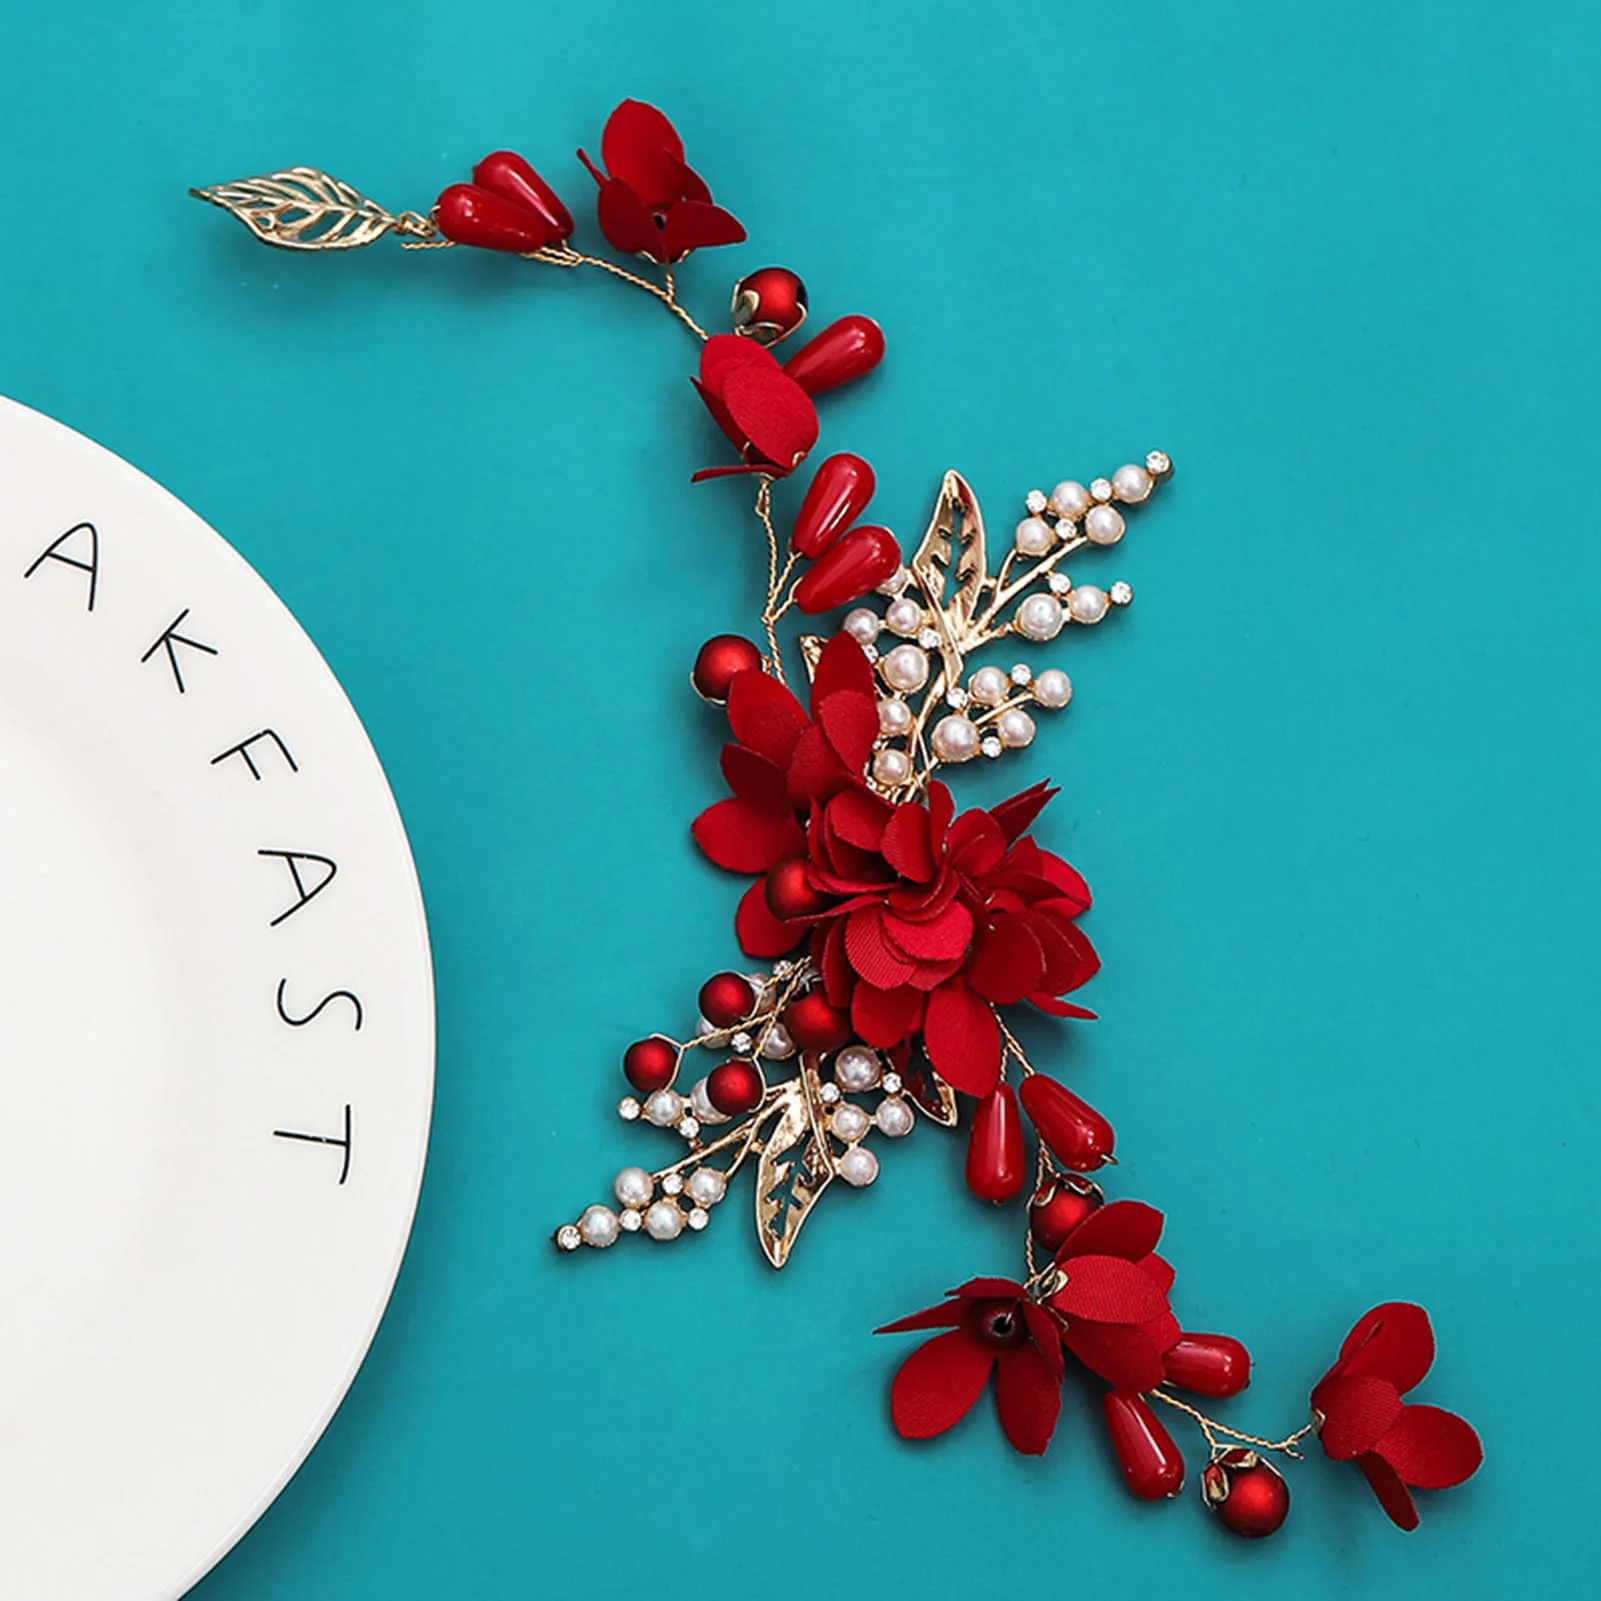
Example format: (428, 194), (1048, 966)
(0, 397), (434, 1599)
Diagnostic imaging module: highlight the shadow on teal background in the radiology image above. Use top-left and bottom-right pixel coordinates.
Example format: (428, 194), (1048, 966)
(1, 1), (1593, 1595)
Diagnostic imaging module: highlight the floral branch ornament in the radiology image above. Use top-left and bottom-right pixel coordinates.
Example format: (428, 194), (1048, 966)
(194, 96), (1482, 1542)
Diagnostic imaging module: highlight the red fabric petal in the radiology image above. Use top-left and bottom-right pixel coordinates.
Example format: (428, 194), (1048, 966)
(819, 693), (879, 776)
(990, 782), (1059, 845)
(1314, 1374), (1405, 1460)
(1063, 1321), (1167, 1391)
(1024, 912), (1100, 994)
(952, 1277), (1025, 1300)
(846, 908), (920, 989)
(994, 1344), (1061, 1455)
(1358, 1452), (1421, 1530)
(594, 177), (662, 256)
(965, 917), (1045, 1005)
(819, 920), (853, 1006)
(735, 879), (808, 958)
(852, 982), (924, 1047)
(700, 331), (776, 390)
(717, 365), (818, 473)
(926, 782), (955, 849)
(810, 632), (877, 712)
(726, 669), (809, 765)
(1140, 1254), (1176, 1295)
(720, 743), (791, 812)
(875, 1299), (966, 1335)
(599, 99), (685, 205)
(828, 785), (892, 850)
(889, 1330), (995, 1441)
(922, 980), (1000, 1097)
(1374, 1405), (1483, 1489)
(1052, 1255), (1171, 1325)
(881, 803), (936, 882)
(787, 725), (852, 803)
(881, 900), (974, 963)
(1057, 1200), (1165, 1264)
(945, 809), (1007, 878)
(1140, 1311), (1183, 1355)
(658, 199), (747, 259)
(692, 797), (802, 873)
(1028, 993), (1098, 1019)
(667, 154), (712, 205)
(1038, 852), (1093, 915)
(1332, 1303), (1436, 1394)
(1021, 1303), (1066, 1379)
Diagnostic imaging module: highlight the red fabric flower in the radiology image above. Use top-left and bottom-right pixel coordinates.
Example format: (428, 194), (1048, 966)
(578, 99), (746, 263)
(691, 334), (819, 481)
(1047, 1200), (1182, 1389)
(1312, 1302), (1482, 1530)
(877, 1277), (1065, 1454)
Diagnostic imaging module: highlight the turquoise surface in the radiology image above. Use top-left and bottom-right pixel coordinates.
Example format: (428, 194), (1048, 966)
(1, 2), (1594, 1595)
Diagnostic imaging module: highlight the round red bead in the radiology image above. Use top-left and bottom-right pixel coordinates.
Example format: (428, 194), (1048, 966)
(791, 453), (876, 558)
(1203, 1449), (1289, 1539)
(966, 1084), (1026, 1204)
(782, 989), (853, 1052)
(691, 634), (763, 703)
(765, 857), (835, 921)
(699, 972), (757, 1029)
(1163, 1333), (1252, 1399)
(1028, 1175), (1105, 1251)
(793, 524), (901, 614)
(731, 266), (809, 346)
(1103, 1391), (1186, 1501)
(435, 183), (562, 253)
(622, 1036), (679, 1093)
(782, 314), (886, 396)
(706, 1060), (765, 1115)
(1017, 1074), (1114, 1171)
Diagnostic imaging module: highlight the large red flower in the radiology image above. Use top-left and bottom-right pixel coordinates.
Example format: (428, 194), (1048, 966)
(691, 334), (819, 481)
(578, 99), (746, 263)
(1311, 1302), (1482, 1530)
(877, 1277), (1065, 1454)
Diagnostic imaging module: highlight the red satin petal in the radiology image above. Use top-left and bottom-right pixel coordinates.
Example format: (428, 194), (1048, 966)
(726, 669), (808, 764)
(692, 797), (802, 874)
(1057, 1200), (1165, 1264)
(720, 743), (790, 812)
(735, 879), (808, 958)
(1028, 994), (1098, 1019)
(1063, 1321), (1167, 1391)
(875, 1299), (965, 1335)
(599, 98), (685, 205)
(701, 331), (777, 390)
(846, 909), (921, 989)
(1027, 913), (1101, 994)
(926, 782), (955, 848)
(990, 782), (1059, 845)
(1334, 1302), (1437, 1394)
(1052, 1255), (1171, 1326)
(1140, 1254), (1177, 1295)
(819, 920), (853, 1006)
(945, 809), (1007, 878)
(994, 1344), (1062, 1455)
(922, 980), (1000, 1097)
(890, 1330), (996, 1441)
(1039, 852), (1093, 914)
(594, 177), (661, 256)
(827, 786), (892, 850)
(659, 199), (747, 258)
(1021, 1303), (1066, 1380)
(787, 725), (853, 804)
(719, 365), (818, 473)
(882, 900), (974, 963)
(667, 154), (712, 205)
(965, 917), (1045, 1005)
(1141, 1312), (1183, 1354)
(1358, 1452), (1421, 1530)
(819, 693), (879, 776)
(1374, 1405), (1483, 1489)
(852, 982), (924, 1046)
(1314, 1374), (1406, 1461)
(810, 632), (877, 711)
(881, 803), (936, 881)
(952, 1277), (1025, 1300)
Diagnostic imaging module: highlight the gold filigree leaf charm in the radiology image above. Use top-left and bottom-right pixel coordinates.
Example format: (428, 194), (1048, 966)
(910, 469), (989, 677)
(753, 1071), (835, 1268)
(190, 168), (439, 251)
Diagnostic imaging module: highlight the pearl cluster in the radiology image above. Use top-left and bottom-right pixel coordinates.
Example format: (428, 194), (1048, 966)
(816, 1044), (917, 1188)
(554, 1157), (735, 1250)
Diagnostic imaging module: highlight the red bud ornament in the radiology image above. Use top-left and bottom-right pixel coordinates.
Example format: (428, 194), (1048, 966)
(793, 524), (901, 613)
(783, 315), (886, 395)
(1163, 1334), (1252, 1398)
(731, 266), (808, 346)
(1018, 1074), (1115, 1171)
(435, 183), (565, 253)
(966, 1084), (1026, 1203)
(1104, 1391), (1186, 1500)
(791, 453), (877, 557)
(622, 1036), (679, 1093)
(471, 150), (574, 239)
(692, 634), (763, 702)
(1203, 1449), (1290, 1539)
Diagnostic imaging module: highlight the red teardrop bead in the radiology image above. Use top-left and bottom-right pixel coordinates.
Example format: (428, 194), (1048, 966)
(765, 856), (835, 920)
(706, 1059), (764, 1115)
(1028, 1175), (1105, 1251)
(691, 634), (763, 702)
(782, 989), (853, 1052)
(435, 183), (562, 253)
(966, 1084), (1026, 1204)
(1163, 1334), (1252, 1399)
(782, 315), (886, 396)
(622, 1036), (679, 1093)
(1103, 1391), (1186, 1500)
(699, 972), (757, 1028)
(731, 266), (809, 346)
(793, 525), (902, 614)
(1017, 1074), (1115, 1171)
(471, 150), (574, 239)
(791, 453), (877, 558)
(1203, 1449), (1289, 1539)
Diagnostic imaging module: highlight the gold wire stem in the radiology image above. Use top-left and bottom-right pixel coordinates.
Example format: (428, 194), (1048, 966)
(755, 480), (790, 682)
(529, 246), (710, 339)
(1145, 1389), (1315, 1461)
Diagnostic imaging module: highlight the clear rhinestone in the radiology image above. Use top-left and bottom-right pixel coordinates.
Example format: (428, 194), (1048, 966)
(981, 736), (1003, 759)
(917, 627), (941, 649)
(946, 686), (969, 709)
(1010, 664), (1033, 686)
(555, 1225), (582, 1252)
(619, 1208), (642, 1232)
(882, 1072), (903, 1094)
(862, 643), (880, 663)
(1090, 477), (1113, 502)
(1025, 489), (1048, 514)
(677, 1116), (700, 1139)
(662, 1172), (684, 1196)
(1047, 572), (1071, 595)
(1146, 450), (1171, 475)
(819, 1082), (842, 1104)
(1110, 581), (1134, 605)
(618, 1097), (641, 1121)
(687, 1208), (710, 1231)
(731, 1031), (754, 1055)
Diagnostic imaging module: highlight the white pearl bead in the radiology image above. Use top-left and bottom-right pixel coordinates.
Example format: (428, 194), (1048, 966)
(872, 748), (911, 787)
(831, 1103), (872, 1142)
(878, 697), (912, 736)
(690, 1077), (729, 1125)
(644, 1200), (685, 1240)
(1016, 593), (1065, 641)
(834, 1045), (881, 1092)
(843, 606), (881, 643)
(997, 708), (1036, 749)
(1033, 668), (1073, 708)
(885, 597), (924, 637)
(931, 714), (980, 763)
(614, 1166), (655, 1209)
(579, 1204), (620, 1247)
(969, 665), (1010, 706)
(762, 1022), (796, 1059)
(645, 1089), (685, 1126)
(1069, 586), (1109, 625)
(876, 565), (910, 597)
(687, 1167), (726, 1206)
(838, 1145), (880, 1187)
(876, 1097), (915, 1138)
(1014, 517), (1054, 556)
(1112, 463), (1152, 503)
(1052, 480), (1090, 518)
(1085, 504), (1126, 545)
(880, 643), (929, 693)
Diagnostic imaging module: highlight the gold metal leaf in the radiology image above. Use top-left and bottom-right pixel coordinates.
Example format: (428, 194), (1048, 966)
(190, 167), (402, 251)
(910, 470), (989, 645)
(902, 1053), (959, 1128)
(798, 634), (827, 681)
(754, 1072), (834, 1267)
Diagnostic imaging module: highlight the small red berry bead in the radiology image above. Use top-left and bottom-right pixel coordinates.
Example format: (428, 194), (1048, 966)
(691, 634), (763, 703)
(1202, 1448), (1290, 1539)
(706, 1059), (765, 1116)
(1027, 1175), (1105, 1252)
(730, 266), (809, 346)
(782, 989), (853, 1052)
(622, 1036), (679, 1094)
(699, 972), (757, 1029)
(765, 857), (835, 920)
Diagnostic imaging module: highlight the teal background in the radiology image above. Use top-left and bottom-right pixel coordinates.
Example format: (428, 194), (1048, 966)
(1, 1), (1594, 1595)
